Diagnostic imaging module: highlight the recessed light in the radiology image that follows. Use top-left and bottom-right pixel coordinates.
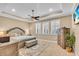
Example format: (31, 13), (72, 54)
(49, 8), (53, 12)
(12, 8), (16, 12)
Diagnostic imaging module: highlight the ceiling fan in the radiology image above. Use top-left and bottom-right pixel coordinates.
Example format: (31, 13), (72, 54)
(28, 10), (40, 20)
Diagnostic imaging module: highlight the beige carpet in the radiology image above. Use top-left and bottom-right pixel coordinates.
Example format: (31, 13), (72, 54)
(19, 39), (74, 56)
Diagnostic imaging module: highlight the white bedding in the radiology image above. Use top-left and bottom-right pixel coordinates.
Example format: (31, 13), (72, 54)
(10, 36), (36, 40)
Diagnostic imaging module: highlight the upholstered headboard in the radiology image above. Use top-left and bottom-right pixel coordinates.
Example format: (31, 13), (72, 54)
(6, 27), (25, 37)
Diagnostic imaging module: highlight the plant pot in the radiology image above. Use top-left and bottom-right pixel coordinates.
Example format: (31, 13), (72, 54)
(66, 47), (72, 53)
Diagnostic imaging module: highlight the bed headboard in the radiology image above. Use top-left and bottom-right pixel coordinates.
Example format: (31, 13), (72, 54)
(6, 27), (25, 37)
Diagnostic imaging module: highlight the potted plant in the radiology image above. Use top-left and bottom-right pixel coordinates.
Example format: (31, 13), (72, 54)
(66, 33), (76, 52)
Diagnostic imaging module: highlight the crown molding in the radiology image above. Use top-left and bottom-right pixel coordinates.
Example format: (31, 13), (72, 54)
(0, 8), (72, 23)
(0, 11), (33, 23)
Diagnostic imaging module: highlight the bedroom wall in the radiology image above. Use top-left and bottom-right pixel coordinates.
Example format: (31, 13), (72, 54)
(29, 15), (72, 41)
(72, 16), (79, 55)
(0, 16), (30, 34)
(71, 4), (79, 56)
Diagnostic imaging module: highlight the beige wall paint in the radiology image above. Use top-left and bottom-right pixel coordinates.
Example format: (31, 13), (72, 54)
(60, 16), (72, 28)
(29, 16), (72, 41)
(72, 16), (79, 55)
(0, 16), (30, 33)
(71, 4), (79, 55)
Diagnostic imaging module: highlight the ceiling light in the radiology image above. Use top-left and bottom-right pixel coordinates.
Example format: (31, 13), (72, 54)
(49, 8), (53, 12)
(12, 8), (16, 12)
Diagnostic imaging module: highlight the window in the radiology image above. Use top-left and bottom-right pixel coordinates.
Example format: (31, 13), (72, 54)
(42, 21), (49, 35)
(35, 22), (41, 34)
(51, 20), (60, 35)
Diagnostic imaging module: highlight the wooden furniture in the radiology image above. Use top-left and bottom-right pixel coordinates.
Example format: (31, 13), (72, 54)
(0, 43), (18, 56)
(18, 41), (25, 49)
(57, 27), (70, 49)
(0, 36), (10, 43)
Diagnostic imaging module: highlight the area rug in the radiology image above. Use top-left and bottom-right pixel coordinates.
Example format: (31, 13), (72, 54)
(19, 39), (52, 56)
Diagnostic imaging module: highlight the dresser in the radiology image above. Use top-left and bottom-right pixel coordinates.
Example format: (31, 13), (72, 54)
(57, 27), (70, 49)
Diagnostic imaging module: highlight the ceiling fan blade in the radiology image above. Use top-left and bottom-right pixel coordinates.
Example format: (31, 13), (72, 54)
(35, 17), (39, 20)
(31, 16), (39, 20)
(35, 18), (39, 20)
(36, 16), (40, 18)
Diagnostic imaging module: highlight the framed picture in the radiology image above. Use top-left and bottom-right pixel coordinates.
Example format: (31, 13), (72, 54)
(51, 20), (60, 35)
(73, 4), (79, 24)
(42, 21), (49, 35)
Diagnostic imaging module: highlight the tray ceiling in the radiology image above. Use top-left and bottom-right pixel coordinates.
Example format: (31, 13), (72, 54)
(0, 3), (75, 22)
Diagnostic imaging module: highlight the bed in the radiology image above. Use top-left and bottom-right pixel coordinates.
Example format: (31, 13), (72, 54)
(6, 27), (37, 48)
